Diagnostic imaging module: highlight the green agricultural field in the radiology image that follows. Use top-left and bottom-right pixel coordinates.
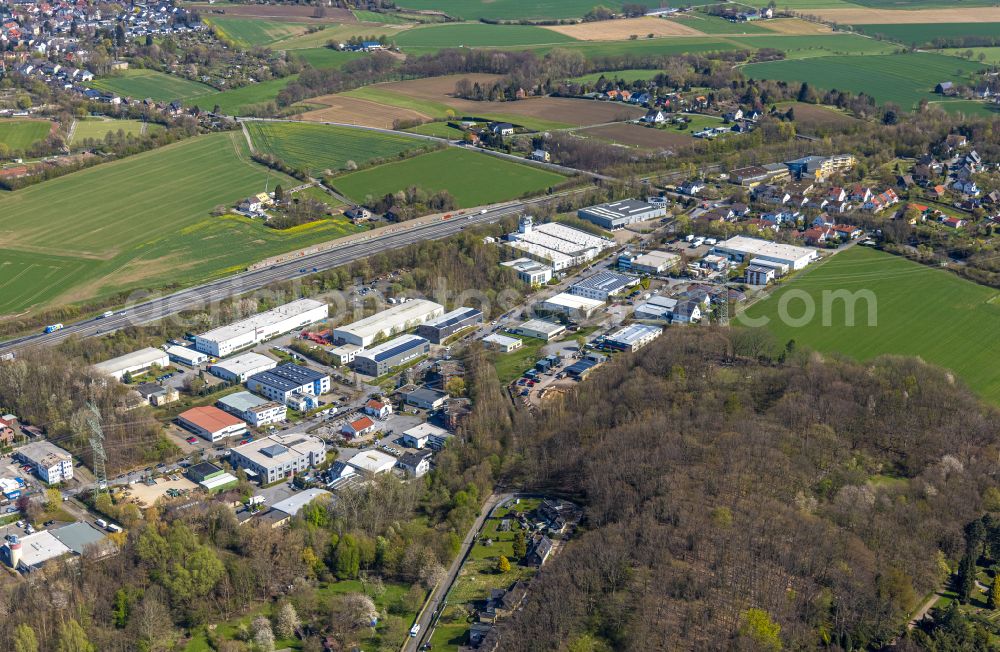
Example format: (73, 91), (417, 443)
(388, 0), (624, 20)
(671, 12), (772, 35)
(853, 23), (1000, 47)
(403, 121), (464, 138)
(187, 75), (298, 115)
(738, 0), (858, 6)
(246, 120), (429, 175)
(394, 23), (575, 49)
(943, 47), (1000, 65)
(739, 246), (1000, 405)
(852, 0), (998, 7)
(269, 23), (405, 50)
(569, 68), (662, 84)
(352, 10), (413, 24)
(341, 85), (455, 117)
(204, 16), (312, 47)
(0, 119), (51, 151)
(70, 118), (162, 144)
(0, 132), (363, 314)
(88, 69), (215, 102)
(743, 52), (984, 108)
(292, 47), (363, 69)
(728, 33), (898, 59)
(931, 99), (1000, 117)
(330, 147), (565, 208)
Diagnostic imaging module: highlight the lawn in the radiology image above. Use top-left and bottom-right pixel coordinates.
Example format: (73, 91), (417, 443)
(743, 52), (984, 108)
(942, 47), (1000, 65)
(739, 246), (1000, 405)
(187, 75), (298, 115)
(329, 148), (566, 208)
(88, 69), (215, 102)
(393, 23), (576, 49)
(491, 335), (550, 384)
(0, 119), (51, 151)
(852, 23), (1000, 47)
(205, 16), (313, 47)
(387, 0), (625, 20)
(70, 118), (162, 144)
(246, 120), (430, 175)
(0, 132), (365, 314)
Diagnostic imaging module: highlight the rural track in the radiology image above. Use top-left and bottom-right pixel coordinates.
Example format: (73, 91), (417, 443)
(0, 191), (586, 357)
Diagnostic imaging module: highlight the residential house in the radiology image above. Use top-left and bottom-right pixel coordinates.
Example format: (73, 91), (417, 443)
(488, 122), (514, 137)
(801, 226), (833, 246)
(641, 108), (666, 124)
(954, 179), (980, 197)
(941, 216), (965, 229)
(397, 450), (431, 478)
(525, 535), (554, 567)
(930, 184), (948, 199)
(344, 206), (371, 223)
(0, 417), (14, 446)
(746, 263), (777, 286)
(363, 399), (392, 420)
(936, 81), (955, 96)
(864, 189), (899, 213)
(341, 416), (378, 438)
(944, 133), (968, 150)
(530, 149), (550, 162)
(832, 224), (862, 240)
(848, 185), (873, 203)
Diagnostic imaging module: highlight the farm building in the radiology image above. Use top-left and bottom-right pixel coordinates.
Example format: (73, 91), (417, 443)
(347, 450), (397, 477)
(569, 271), (637, 301)
(17, 441), (73, 485)
(332, 300), (444, 348)
(210, 352), (278, 383)
(216, 391), (287, 427)
(246, 364), (330, 411)
(194, 299), (328, 357)
(501, 257), (553, 285)
(511, 319), (566, 342)
(506, 217), (614, 271)
(165, 345), (208, 367)
(415, 307), (483, 344)
(229, 433), (325, 484)
(619, 250), (681, 275)
(712, 236), (817, 271)
(538, 293), (605, 319)
(353, 334), (430, 377)
(483, 334), (523, 353)
(94, 347), (170, 382)
(604, 324), (663, 352)
(177, 406), (247, 443)
(577, 199), (667, 230)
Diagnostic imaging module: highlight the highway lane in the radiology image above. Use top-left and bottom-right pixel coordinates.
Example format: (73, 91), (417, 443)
(0, 196), (560, 356)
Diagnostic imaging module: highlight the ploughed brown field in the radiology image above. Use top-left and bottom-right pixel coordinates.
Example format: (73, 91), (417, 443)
(544, 16), (705, 40)
(808, 7), (1000, 24)
(778, 102), (860, 132)
(297, 96), (431, 129)
(187, 3), (356, 22)
(578, 123), (694, 150)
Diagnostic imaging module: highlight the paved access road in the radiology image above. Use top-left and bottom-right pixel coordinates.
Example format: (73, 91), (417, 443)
(0, 192), (579, 357)
(406, 492), (512, 652)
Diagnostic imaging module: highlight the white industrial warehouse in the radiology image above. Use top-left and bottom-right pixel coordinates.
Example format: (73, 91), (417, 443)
(711, 236), (817, 271)
(94, 347), (170, 381)
(539, 292), (605, 319)
(506, 217), (614, 271)
(331, 300), (444, 348)
(194, 298), (328, 357)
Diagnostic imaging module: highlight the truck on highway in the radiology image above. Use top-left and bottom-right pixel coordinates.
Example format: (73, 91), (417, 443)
(101, 311), (113, 318)
(44, 323), (64, 333)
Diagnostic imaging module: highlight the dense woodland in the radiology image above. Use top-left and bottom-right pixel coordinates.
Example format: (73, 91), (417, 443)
(495, 328), (1000, 651)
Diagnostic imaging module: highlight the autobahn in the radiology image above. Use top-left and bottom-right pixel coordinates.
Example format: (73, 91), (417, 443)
(0, 192), (578, 356)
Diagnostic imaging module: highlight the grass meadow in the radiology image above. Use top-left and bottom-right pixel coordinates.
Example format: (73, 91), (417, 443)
(393, 23), (576, 48)
(245, 120), (429, 174)
(88, 69), (215, 102)
(852, 23), (1000, 46)
(740, 246), (1000, 405)
(205, 16), (312, 47)
(70, 118), (162, 144)
(330, 147), (566, 207)
(0, 119), (51, 150)
(0, 132), (361, 313)
(385, 0), (624, 20)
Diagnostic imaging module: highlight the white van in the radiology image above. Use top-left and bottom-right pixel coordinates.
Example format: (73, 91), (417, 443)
(95, 519), (107, 529)
(409, 624), (421, 637)
(106, 523), (122, 533)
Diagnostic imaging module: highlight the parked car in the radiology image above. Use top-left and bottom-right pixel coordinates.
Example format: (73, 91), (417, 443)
(185, 436), (198, 444)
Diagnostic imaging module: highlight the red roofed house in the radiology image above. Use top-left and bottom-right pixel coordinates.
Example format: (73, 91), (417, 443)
(941, 216), (965, 229)
(801, 226), (833, 246)
(177, 406), (247, 443)
(342, 416), (378, 438)
(364, 399), (392, 420)
(832, 224), (862, 239)
(0, 417), (14, 446)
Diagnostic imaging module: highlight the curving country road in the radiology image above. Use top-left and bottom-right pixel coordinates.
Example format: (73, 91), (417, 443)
(0, 193), (581, 357)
